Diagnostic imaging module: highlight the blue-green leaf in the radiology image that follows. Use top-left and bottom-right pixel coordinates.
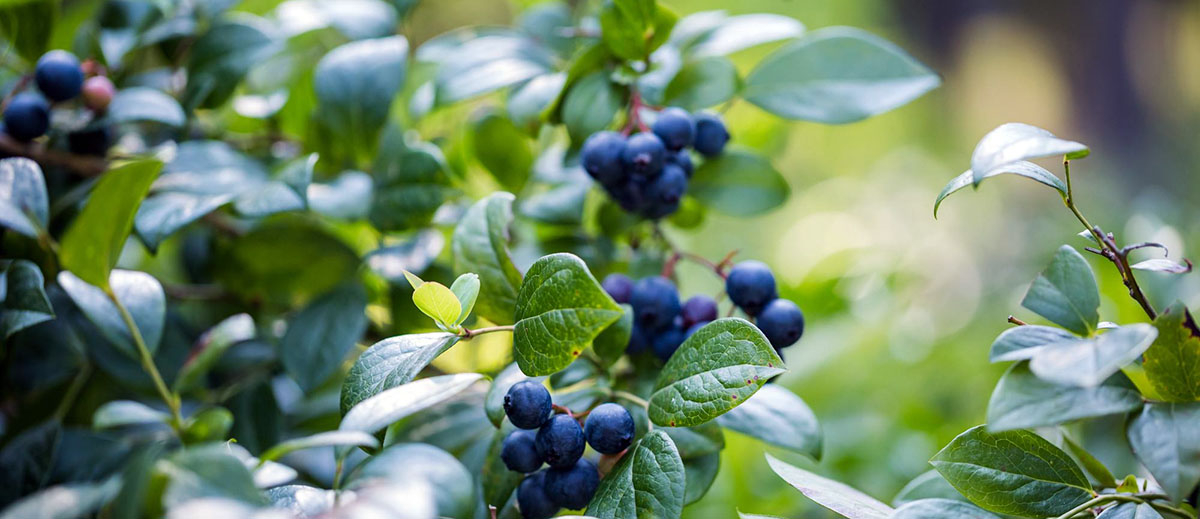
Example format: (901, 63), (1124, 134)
(1021, 245), (1100, 336)
(970, 123), (1089, 186)
(0, 158), (48, 238)
(1, 260), (54, 338)
(766, 453), (893, 519)
(934, 162), (1066, 218)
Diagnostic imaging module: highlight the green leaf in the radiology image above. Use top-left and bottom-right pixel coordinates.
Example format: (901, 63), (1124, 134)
(160, 444), (267, 507)
(453, 193), (523, 325)
(340, 332), (461, 414)
(649, 318), (784, 427)
(369, 132), (456, 232)
(230, 154), (314, 218)
(970, 123), (1089, 186)
(766, 453), (893, 519)
(314, 36), (408, 163)
(1126, 402), (1200, 501)
(107, 87), (186, 127)
(266, 485), (336, 517)
(0, 0), (55, 64)
(716, 383), (822, 460)
(593, 304), (633, 368)
(2, 260), (54, 338)
(365, 231), (443, 286)
(60, 160), (162, 289)
(484, 363), (543, 427)
(689, 149), (789, 217)
(597, 0), (657, 61)
(508, 73), (566, 133)
(562, 71), (624, 141)
(663, 420), (725, 459)
(513, 253), (622, 376)
(689, 14), (804, 56)
(182, 408), (234, 445)
(0, 158), (49, 238)
(275, 0), (399, 40)
(412, 281), (463, 329)
(934, 162), (1066, 218)
(663, 56), (740, 110)
(259, 431), (378, 464)
(134, 192), (233, 253)
(213, 218), (361, 307)
(1021, 245), (1100, 336)
(92, 400), (170, 429)
(449, 273), (480, 325)
(184, 18), (279, 110)
(587, 429), (685, 518)
(1061, 433), (1118, 490)
(349, 443), (476, 518)
(892, 470), (965, 507)
(340, 373), (484, 442)
(0, 479), (120, 519)
(173, 314), (256, 392)
(58, 270), (165, 358)
(308, 171), (373, 220)
(1144, 302), (1200, 402)
(989, 324), (1078, 362)
(472, 112), (533, 192)
(416, 27), (554, 104)
(683, 452), (720, 506)
(930, 425), (1092, 517)
(1029, 324), (1158, 387)
(742, 27), (939, 124)
(281, 283), (368, 392)
(986, 362), (1142, 432)
(892, 499), (1001, 519)
(1097, 502), (1165, 519)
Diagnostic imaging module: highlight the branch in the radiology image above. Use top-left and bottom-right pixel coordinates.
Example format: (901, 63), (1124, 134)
(0, 134), (108, 176)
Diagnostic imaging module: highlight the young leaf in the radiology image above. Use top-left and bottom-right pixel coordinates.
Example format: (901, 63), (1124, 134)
(412, 281), (463, 329)
(587, 430), (686, 518)
(592, 304), (633, 368)
(742, 27), (939, 124)
(339, 373), (484, 439)
(689, 149), (789, 217)
(892, 470), (965, 507)
(1126, 402), (1200, 501)
(970, 123), (1089, 186)
(2, 260), (54, 338)
(934, 162), (1066, 218)
(174, 314), (256, 392)
(649, 318), (784, 427)
(1020, 245), (1100, 336)
(1029, 324), (1158, 387)
(0, 158), (49, 238)
(92, 400), (170, 429)
(683, 453), (720, 505)
(60, 160), (163, 289)
(340, 332), (461, 414)
(0, 479), (121, 519)
(986, 362), (1142, 432)
(58, 270), (166, 359)
(930, 425), (1092, 517)
(716, 383), (822, 460)
(766, 453), (893, 519)
(989, 324), (1078, 362)
(259, 431), (379, 463)
(512, 253), (622, 376)
(449, 273), (480, 325)
(891, 499), (1001, 519)
(452, 193), (523, 325)
(1143, 302), (1200, 402)
(281, 283), (368, 392)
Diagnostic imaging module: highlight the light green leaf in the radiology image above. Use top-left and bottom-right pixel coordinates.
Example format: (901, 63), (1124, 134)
(259, 431), (378, 463)
(742, 27), (939, 124)
(449, 273), (479, 325)
(340, 332), (460, 414)
(766, 453), (893, 519)
(1126, 402), (1200, 501)
(597, 0), (657, 61)
(0, 479), (120, 519)
(930, 425), (1092, 517)
(108, 87), (186, 127)
(1143, 302), (1200, 402)
(986, 362), (1142, 432)
(649, 318), (784, 427)
(1029, 324), (1158, 387)
(970, 123), (1089, 186)
(60, 160), (163, 289)
(1021, 245), (1100, 336)
(339, 373), (484, 439)
(0, 158), (48, 238)
(989, 324), (1078, 362)
(513, 253), (622, 376)
(593, 304), (633, 368)
(174, 313), (255, 392)
(689, 14), (804, 56)
(0, 1), (55, 65)
(412, 281), (462, 329)
(58, 270), (166, 359)
(892, 471), (965, 507)
(587, 429), (685, 518)
(452, 193), (523, 325)
(92, 400), (169, 429)
(2, 259), (54, 338)
(891, 499), (1001, 519)
(281, 283), (368, 392)
(663, 56), (739, 110)
(934, 162), (1066, 218)
(689, 149), (789, 217)
(716, 383), (821, 459)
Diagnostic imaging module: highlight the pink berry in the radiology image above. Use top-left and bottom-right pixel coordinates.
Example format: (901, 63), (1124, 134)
(81, 76), (115, 112)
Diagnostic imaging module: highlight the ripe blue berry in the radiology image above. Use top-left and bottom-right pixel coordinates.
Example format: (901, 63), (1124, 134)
(3, 93), (50, 141)
(757, 298), (805, 348)
(517, 471), (559, 519)
(34, 50), (84, 102)
(544, 457), (600, 509)
(535, 414), (586, 469)
(584, 403), (634, 454)
(681, 295), (718, 327)
(602, 273), (634, 304)
(501, 429), (543, 473)
(640, 163), (687, 219)
(726, 260), (777, 317)
(693, 112), (730, 157)
(626, 323), (651, 354)
(630, 276), (681, 331)
(652, 325), (685, 361)
(621, 132), (665, 177)
(581, 131), (627, 184)
(652, 107), (694, 151)
(603, 175), (648, 213)
(504, 380), (552, 430)
(667, 149), (693, 178)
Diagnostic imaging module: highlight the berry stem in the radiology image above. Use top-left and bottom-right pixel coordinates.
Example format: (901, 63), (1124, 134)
(622, 89), (652, 135)
(459, 325), (515, 339)
(652, 223), (734, 280)
(0, 74), (31, 112)
(551, 403), (574, 418)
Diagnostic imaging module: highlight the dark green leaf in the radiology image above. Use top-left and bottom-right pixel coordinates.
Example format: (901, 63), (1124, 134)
(484, 363), (543, 427)
(92, 400), (170, 429)
(508, 73), (565, 133)
(173, 314), (255, 392)
(689, 14), (804, 56)
(649, 318), (784, 427)
(562, 71), (624, 141)
(134, 192), (233, 252)
(60, 160), (162, 289)
(930, 425), (1092, 517)
(231, 154), (314, 218)
(0, 479), (120, 519)
(58, 270), (165, 358)
(365, 229), (443, 284)
(683, 452), (720, 506)
(339, 373), (483, 438)
(934, 162), (1066, 218)
(2, 260), (53, 338)
(891, 498), (1001, 519)
(1061, 433), (1118, 489)
(742, 27), (939, 124)
(518, 181), (589, 225)
(314, 36), (408, 162)
(453, 193), (523, 325)
(663, 420), (724, 459)
(108, 87), (186, 127)
(766, 453), (892, 519)
(369, 133), (456, 232)
(1144, 302), (1200, 402)
(161, 444), (267, 507)
(184, 18), (279, 110)
(593, 304), (633, 368)
(716, 383), (821, 459)
(281, 283), (368, 392)
(1127, 402), (1200, 501)
(213, 218), (360, 307)
(970, 123), (1089, 186)
(0, 158), (48, 238)
(986, 362), (1142, 432)
(989, 324), (1078, 362)
(350, 443), (476, 518)
(0, 0), (55, 64)
(340, 332), (460, 414)
(260, 431), (378, 464)
(587, 429), (685, 519)
(892, 470), (965, 507)
(472, 112), (533, 192)
(663, 57), (739, 110)
(1020, 245), (1100, 336)
(513, 253), (622, 376)
(690, 149), (789, 217)
(1029, 324), (1157, 387)
(1096, 502), (1165, 519)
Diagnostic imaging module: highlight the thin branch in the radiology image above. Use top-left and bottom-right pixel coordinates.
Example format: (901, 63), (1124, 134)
(459, 325), (514, 339)
(0, 134), (108, 176)
(1008, 315), (1028, 326)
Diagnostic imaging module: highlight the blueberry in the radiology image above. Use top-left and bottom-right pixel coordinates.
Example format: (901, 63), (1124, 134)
(517, 471), (560, 519)
(581, 131), (627, 184)
(3, 93), (50, 141)
(584, 403), (634, 454)
(501, 429), (544, 473)
(621, 132), (665, 177)
(667, 149), (693, 178)
(652, 107), (694, 151)
(757, 298), (805, 348)
(626, 323), (651, 354)
(67, 125), (111, 156)
(684, 320), (710, 338)
(630, 276), (680, 331)
(544, 457), (600, 509)
(652, 325), (685, 361)
(725, 260), (777, 317)
(535, 414), (586, 469)
(35, 50), (84, 102)
(681, 295), (718, 327)
(640, 163), (687, 219)
(603, 175), (648, 213)
(504, 380), (552, 430)
(693, 112), (730, 157)
(602, 273), (634, 304)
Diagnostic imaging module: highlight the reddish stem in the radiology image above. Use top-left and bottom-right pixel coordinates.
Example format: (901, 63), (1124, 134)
(622, 89), (652, 135)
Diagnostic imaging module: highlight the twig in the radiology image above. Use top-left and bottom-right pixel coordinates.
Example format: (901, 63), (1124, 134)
(459, 325), (515, 339)
(162, 283), (228, 301)
(551, 403), (574, 418)
(1008, 316), (1028, 326)
(0, 134), (108, 176)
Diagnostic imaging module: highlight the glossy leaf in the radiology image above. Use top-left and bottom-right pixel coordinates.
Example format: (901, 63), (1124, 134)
(663, 421), (725, 459)
(934, 161), (1067, 218)
(690, 14), (804, 56)
(308, 171), (373, 220)
(108, 87), (186, 127)
(161, 444), (267, 507)
(1021, 245), (1100, 336)
(174, 314), (255, 392)
(689, 149), (789, 217)
(1061, 433), (1118, 489)
(92, 400), (170, 429)
(970, 123), (1089, 186)
(2, 260), (54, 338)
(412, 281), (462, 329)
(184, 19), (279, 109)
(1126, 402), (1200, 501)
(0, 158), (49, 238)
(0, 479), (120, 519)
(1143, 302), (1200, 401)
(260, 431), (378, 463)
(134, 192), (234, 252)
(340, 332), (460, 414)
(766, 453), (892, 519)
(989, 324), (1078, 362)
(663, 56), (739, 110)
(60, 160), (162, 289)
(314, 36), (408, 158)
(597, 0), (658, 60)
(349, 443), (476, 518)
(281, 283), (368, 392)
(650, 318), (784, 427)
(266, 485), (336, 517)
(891, 498), (1001, 519)
(452, 193), (523, 325)
(562, 71), (623, 141)
(58, 270), (166, 358)
(417, 27), (554, 104)
(339, 373), (484, 439)
(365, 229), (444, 285)
(449, 273), (480, 325)
(275, 0), (398, 40)
(587, 429), (685, 518)
(986, 362), (1142, 432)
(892, 471), (964, 507)
(1097, 502), (1165, 519)
(369, 133), (456, 232)
(716, 383), (821, 459)
(1029, 324), (1158, 387)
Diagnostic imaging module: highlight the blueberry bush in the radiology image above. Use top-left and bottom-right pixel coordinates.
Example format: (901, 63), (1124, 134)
(757, 124), (1200, 519)
(0, 0), (954, 517)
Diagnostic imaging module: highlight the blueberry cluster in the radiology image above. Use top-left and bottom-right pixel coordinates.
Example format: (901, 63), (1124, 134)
(501, 380), (635, 518)
(580, 108), (730, 219)
(725, 260), (806, 356)
(3, 50), (115, 155)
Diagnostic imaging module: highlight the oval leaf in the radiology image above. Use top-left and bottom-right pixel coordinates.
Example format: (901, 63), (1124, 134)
(0, 158), (48, 238)
(1097, 502), (1165, 519)
(1029, 324), (1158, 388)
(452, 193), (523, 325)
(0, 479), (121, 519)
(989, 324), (1078, 362)
(281, 283), (368, 392)
(1020, 245), (1100, 336)
(587, 429), (685, 519)
(970, 123), (1089, 186)
(716, 383), (821, 460)
(1127, 402), (1200, 501)
(892, 471), (964, 507)
(339, 373), (484, 437)
(108, 87), (186, 127)
(340, 332), (460, 414)
(934, 162), (1066, 218)
(260, 431), (379, 464)
(690, 14), (804, 56)
(1143, 302), (1200, 402)
(683, 452), (720, 505)
(2, 259), (54, 338)
(314, 36), (408, 156)
(411, 281), (462, 329)
(58, 270), (166, 358)
(986, 362), (1142, 432)
(93, 400), (170, 429)
(766, 453), (893, 519)
(892, 498), (1001, 519)
(690, 149), (789, 217)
